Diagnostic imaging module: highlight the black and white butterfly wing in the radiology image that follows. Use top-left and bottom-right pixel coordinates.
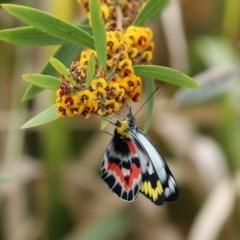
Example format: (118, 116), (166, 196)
(101, 132), (142, 202)
(132, 129), (178, 205)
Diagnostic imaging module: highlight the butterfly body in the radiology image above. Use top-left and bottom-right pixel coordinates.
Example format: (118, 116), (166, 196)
(101, 113), (178, 205)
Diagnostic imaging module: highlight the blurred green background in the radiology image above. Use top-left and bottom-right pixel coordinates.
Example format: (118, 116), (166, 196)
(1, 0), (240, 240)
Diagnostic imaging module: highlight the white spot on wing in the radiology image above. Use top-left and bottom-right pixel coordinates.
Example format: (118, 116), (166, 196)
(135, 130), (167, 182)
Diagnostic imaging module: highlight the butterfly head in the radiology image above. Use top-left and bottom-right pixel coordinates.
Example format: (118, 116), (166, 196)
(115, 119), (131, 139)
(114, 111), (137, 139)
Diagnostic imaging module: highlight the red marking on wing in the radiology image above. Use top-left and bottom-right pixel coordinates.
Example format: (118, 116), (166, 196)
(127, 140), (137, 155)
(107, 162), (141, 191)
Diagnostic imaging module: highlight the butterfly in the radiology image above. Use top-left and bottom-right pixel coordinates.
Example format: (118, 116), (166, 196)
(101, 112), (178, 205)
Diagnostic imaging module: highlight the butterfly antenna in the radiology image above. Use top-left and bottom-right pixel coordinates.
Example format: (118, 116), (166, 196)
(106, 117), (117, 126)
(124, 101), (131, 113)
(134, 87), (160, 117)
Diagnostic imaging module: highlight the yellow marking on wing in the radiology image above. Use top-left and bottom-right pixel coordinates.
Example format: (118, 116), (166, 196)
(141, 180), (163, 201)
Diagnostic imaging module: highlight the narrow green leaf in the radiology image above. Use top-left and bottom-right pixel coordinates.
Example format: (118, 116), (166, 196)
(42, 44), (81, 76)
(1, 4), (94, 49)
(0, 27), (65, 45)
(143, 78), (155, 132)
(100, 115), (110, 130)
(21, 104), (59, 129)
(86, 53), (96, 87)
(21, 85), (43, 102)
(49, 57), (75, 85)
(21, 43), (82, 102)
(133, 0), (169, 26)
(89, 0), (107, 70)
(134, 65), (199, 88)
(22, 74), (60, 90)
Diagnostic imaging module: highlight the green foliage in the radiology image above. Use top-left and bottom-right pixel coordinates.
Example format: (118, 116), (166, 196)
(22, 74), (60, 91)
(0, 2), (198, 129)
(133, 0), (169, 26)
(134, 65), (199, 88)
(86, 53), (96, 87)
(49, 57), (75, 85)
(1, 4), (94, 48)
(0, 27), (65, 45)
(21, 105), (59, 129)
(89, 0), (107, 70)
(21, 43), (83, 101)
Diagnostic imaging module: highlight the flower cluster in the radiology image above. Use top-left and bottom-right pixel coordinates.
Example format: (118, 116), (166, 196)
(78, 0), (147, 30)
(56, 0), (154, 119)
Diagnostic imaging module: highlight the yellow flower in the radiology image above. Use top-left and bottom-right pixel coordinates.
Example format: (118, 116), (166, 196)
(62, 95), (79, 108)
(101, 4), (110, 21)
(118, 74), (142, 101)
(92, 88), (107, 100)
(56, 89), (61, 98)
(119, 75), (137, 92)
(118, 59), (134, 77)
(79, 100), (98, 119)
(106, 81), (121, 98)
(117, 51), (129, 62)
(79, 49), (97, 66)
(142, 51), (153, 63)
(97, 103), (107, 116)
(77, 0), (89, 13)
(131, 85), (141, 102)
(91, 78), (107, 90)
(78, 90), (93, 104)
(56, 102), (66, 116)
(107, 58), (114, 69)
(107, 31), (121, 54)
(65, 108), (75, 117)
(105, 99), (120, 114)
(115, 88), (125, 103)
(128, 47), (139, 60)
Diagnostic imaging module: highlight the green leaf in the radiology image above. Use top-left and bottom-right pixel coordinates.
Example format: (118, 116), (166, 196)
(89, 0), (107, 70)
(1, 4), (94, 49)
(0, 27), (66, 45)
(0, 24), (92, 45)
(134, 65), (199, 88)
(21, 42), (82, 102)
(143, 78), (155, 132)
(21, 104), (59, 129)
(22, 74), (60, 90)
(100, 115), (110, 130)
(133, 0), (169, 26)
(86, 53), (96, 87)
(21, 85), (43, 102)
(49, 57), (75, 84)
